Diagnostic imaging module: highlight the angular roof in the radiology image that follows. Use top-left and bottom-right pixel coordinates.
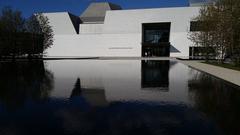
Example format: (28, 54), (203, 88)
(44, 12), (80, 34)
(80, 2), (122, 23)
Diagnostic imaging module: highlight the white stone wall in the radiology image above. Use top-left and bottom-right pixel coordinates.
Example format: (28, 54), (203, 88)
(104, 7), (200, 57)
(79, 24), (104, 34)
(45, 7), (200, 57)
(47, 34), (141, 57)
(44, 12), (78, 35)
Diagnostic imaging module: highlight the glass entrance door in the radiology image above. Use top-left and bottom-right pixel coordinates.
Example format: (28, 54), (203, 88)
(142, 23), (171, 57)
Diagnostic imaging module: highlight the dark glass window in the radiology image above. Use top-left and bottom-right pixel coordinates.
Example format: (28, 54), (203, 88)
(189, 46), (216, 59)
(190, 21), (203, 32)
(143, 23), (171, 44)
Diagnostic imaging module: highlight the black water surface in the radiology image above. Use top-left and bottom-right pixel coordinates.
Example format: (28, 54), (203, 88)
(0, 60), (239, 135)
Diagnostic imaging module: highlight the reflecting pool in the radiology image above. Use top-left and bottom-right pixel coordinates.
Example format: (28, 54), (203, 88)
(0, 60), (239, 135)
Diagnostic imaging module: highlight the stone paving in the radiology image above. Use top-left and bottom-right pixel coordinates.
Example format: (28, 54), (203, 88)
(179, 60), (240, 87)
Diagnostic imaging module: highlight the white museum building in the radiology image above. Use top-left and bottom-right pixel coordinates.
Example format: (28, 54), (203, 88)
(44, 0), (209, 57)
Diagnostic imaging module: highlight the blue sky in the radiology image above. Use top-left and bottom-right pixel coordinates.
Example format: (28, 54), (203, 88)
(0, 0), (191, 17)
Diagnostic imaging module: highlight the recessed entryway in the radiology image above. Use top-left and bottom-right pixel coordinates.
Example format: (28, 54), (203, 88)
(142, 23), (171, 57)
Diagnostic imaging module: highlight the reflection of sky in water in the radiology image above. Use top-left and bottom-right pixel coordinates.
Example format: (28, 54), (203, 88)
(0, 60), (239, 135)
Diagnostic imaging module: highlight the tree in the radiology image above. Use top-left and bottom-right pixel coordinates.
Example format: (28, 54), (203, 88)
(0, 7), (25, 57)
(26, 13), (54, 54)
(36, 13), (54, 52)
(189, 0), (240, 66)
(26, 15), (42, 34)
(189, 5), (218, 62)
(0, 7), (54, 58)
(230, 0), (240, 66)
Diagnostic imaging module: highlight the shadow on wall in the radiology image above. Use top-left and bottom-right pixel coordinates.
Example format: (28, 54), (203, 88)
(170, 45), (181, 53)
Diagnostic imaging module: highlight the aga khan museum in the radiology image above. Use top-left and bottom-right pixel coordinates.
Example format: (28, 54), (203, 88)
(44, 0), (210, 57)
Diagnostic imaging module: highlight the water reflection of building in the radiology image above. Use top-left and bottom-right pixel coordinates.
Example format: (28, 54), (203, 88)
(48, 60), (191, 104)
(141, 60), (169, 91)
(70, 78), (108, 107)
